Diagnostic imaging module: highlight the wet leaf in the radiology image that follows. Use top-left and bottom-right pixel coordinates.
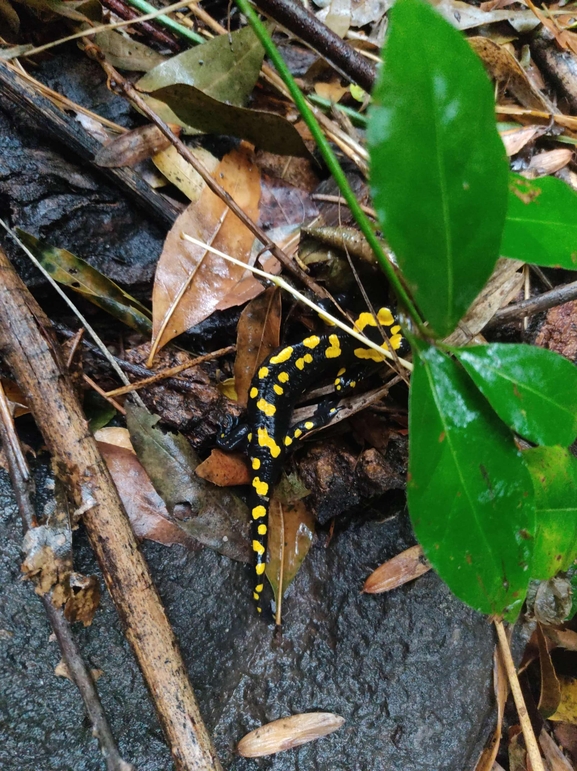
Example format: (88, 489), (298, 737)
(64, 573), (100, 627)
(408, 341), (535, 619)
(93, 29), (166, 71)
(97, 432), (192, 547)
(195, 448), (251, 487)
(152, 145), (219, 202)
(84, 391), (116, 433)
(0, 0), (20, 42)
(537, 623), (562, 718)
(453, 344), (577, 447)
(148, 84), (310, 157)
(94, 124), (176, 168)
(523, 447), (577, 580)
(137, 25), (265, 130)
(539, 729), (574, 771)
(550, 677), (577, 724)
(265, 489), (315, 606)
(126, 404), (251, 562)
(368, 0), (508, 337)
(238, 713), (344, 758)
(363, 544), (430, 594)
(502, 175), (577, 269)
(16, 229), (152, 334)
(234, 287), (281, 406)
(150, 146), (261, 357)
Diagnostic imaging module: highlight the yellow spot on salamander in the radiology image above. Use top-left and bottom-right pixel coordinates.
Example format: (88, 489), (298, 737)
(252, 505), (267, 519)
(296, 358), (305, 370)
(303, 335), (320, 349)
(247, 433), (252, 442)
(337, 367), (346, 377)
(278, 371), (289, 383)
(249, 387), (258, 399)
(255, 583), (264, 592)
(257, 427), (281, 458)
(325, 334), (342, 358)
(284, 435), (293, 446)
(270, 347), (293, 364)
(294, 429), (303, 438)
(256, 562), (266, 575)
(390, 325), (401, 335)
(251, 457), (261, 470)
(273, 384), (283, 395)
(252, 540), (265, 556)
(257, 524), (267, 535)
(354, 312), (378, 332)
(257, 398), (276, 417)
(257, 607), (262, 612)
(258, 366), (269, 379)
(350, 381), (357, 389)
(252, 477), (269, 496)
(377, 307), (394, 326)
(391, 334), (403, 350)
(354, 347), (386, 362)
(253, 591), (260, 600)
(304, 421), (314, 430)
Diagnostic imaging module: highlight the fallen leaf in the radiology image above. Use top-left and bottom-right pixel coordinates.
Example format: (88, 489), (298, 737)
(432, 0), (539, 31)
(94, 124), (177, 168)
(474, 645), (508, 771)
(537, 623), (562, 718)
(539, 728), (574, 770)
(152, 145), (219, 202)
(93, 29), (166, 71)
(521, 149), (573, 179)
(94, 427), (134, 452)
(150, 146), (261, 359)
(551, 677), (577, 724)
(195, 448), (251, 486)
(363, 544), (430, 593)
(500, 125), (546, 157)
(64, 572), (100, 627)
(238, 713), (344, 757)
(234, 287), (281, 405)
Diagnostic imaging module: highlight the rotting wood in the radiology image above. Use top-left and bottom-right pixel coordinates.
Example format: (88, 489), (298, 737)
(0, 247), (222, 771)
(0, 62), (180, 228)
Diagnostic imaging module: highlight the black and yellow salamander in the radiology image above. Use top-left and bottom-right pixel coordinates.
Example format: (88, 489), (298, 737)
(222, 307), (407, 613)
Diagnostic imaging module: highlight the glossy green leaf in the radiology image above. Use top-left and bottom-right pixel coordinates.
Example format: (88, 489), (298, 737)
(137, 25), (264, 132)
(524, 446), (577, 580)
(367, 0), (508, 337)
(408, 342), (535, 619)
(148, 84), (309, 158)
(502, 174), (577, 269)
(17, 229), (152, 334)
(454, 344), (577, 447)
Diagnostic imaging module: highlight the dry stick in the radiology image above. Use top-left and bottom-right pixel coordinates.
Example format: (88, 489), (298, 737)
(85, 43), (330, 301)
(0, 383), (135, 771)
(105, 344), (235, 398)
(494, 620), (546, 771)
(0, 247), (222, 771)
(486, 279), (577, 327)
(0, 63), (179, 228)
(100, 0), (182, 51)
(253, 0), (377, 92)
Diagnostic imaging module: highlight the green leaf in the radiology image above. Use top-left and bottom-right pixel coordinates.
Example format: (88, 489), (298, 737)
(408, 342), (535, 619)
(502, 174), (577, 269)
(148, 83), (310, 158)
(17, 229), (152, 335)
(126, 404), (251, 563)
(367, 0), (508, 337)
(524, 446), (577, 580)
(137, 25), (265, 131)
(454, 344), (577, 447)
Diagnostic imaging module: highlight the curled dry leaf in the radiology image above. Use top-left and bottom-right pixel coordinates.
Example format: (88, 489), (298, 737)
(363, 544), (430, 594)
(195, 448), (251, 487)
(237, 713), (345, 758)
(500, 125), (546, 157)
(537, 623), (562, 718)
(234, 287), (281, 405)
(95, 124), (178, 168)
(150, 146), (261, 360)
(521, 149), (573, 179)
(539, 728), (574, 771)
(152, 145), (219, 203)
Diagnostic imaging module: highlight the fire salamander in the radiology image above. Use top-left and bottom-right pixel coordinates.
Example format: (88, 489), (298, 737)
(221, 307), (407, 613)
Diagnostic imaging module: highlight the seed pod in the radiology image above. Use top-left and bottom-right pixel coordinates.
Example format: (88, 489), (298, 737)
(237, 712), (345, 757)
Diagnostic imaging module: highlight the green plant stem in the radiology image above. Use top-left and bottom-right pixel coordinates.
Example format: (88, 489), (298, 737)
(235, 0), (427, 334)
(124, 0), (205, 44)
(307, 93), (368, 128)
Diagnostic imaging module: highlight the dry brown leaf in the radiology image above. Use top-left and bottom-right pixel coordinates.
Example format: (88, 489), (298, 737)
(363, 544), (430, 594)
(539, 728), (574, 770)
(97, 439), (191, 547)
(237, 713), (345, 758)
(64, 572), (101, 627)
(94, 124), (178, 168)
(469, 37), (551, 110)
(94, 427), (135, 452)
(550, 678), (577, 724)
(195, 448), (251, 486)
(150, 145), (261, 361)
(546, 628), (577, 652)
(234, 286), (281, 405)
(474, 645), (508, 771)
(525, 0), (577, 57)
(152, 145), (219, 203)
(500, 125), (545, 157)
(216, 254), (282, 311)
(537, 623), (562, 718)
(521, 149), (573, 179)
(314, 80), (349, 102)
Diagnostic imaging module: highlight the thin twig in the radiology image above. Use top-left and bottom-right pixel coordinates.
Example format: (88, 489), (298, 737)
(494, 620), (546, 771)
(83, 373), (127, 415)
(0, 383), (135, 771)
(101, 0), (182, 52)
(487, 279), (577, 327)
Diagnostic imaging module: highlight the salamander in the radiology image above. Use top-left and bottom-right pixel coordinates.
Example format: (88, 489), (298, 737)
(223, 307), (407, 613)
